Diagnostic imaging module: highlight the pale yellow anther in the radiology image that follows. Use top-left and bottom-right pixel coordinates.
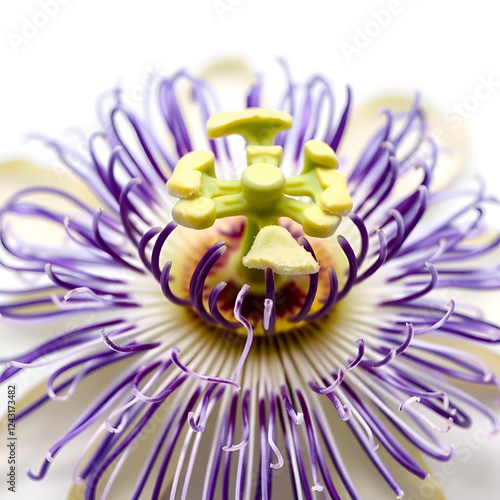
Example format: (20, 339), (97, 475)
(167, 151), (215, 199)
(314, 167), (340, 190)
(207, 108), (292, 146)
(303, 140), (339, 173)
(303, 206), (342, 238)
(171, 197), (216, 229)
(319, 172), (353, 215)
(242, 226), (319, 275)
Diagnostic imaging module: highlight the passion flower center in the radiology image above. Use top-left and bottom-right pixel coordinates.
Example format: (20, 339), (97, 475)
(166, 108), (353, 335)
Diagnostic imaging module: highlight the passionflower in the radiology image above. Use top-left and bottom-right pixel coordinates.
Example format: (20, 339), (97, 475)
(1, 64), (499, 500)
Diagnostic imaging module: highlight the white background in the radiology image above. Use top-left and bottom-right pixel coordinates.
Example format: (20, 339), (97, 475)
(1, 1), (500, 499)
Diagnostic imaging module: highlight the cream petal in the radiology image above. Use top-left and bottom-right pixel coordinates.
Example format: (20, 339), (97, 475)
(0, 160), (104, 284)
(198, 59), (256, 110)
(454, 236), (500, 325)
(338, 96), (468, 193)
(68, 483), (85, 500)
(389, 443), (447, 500)
(0, 159), (101, 206)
